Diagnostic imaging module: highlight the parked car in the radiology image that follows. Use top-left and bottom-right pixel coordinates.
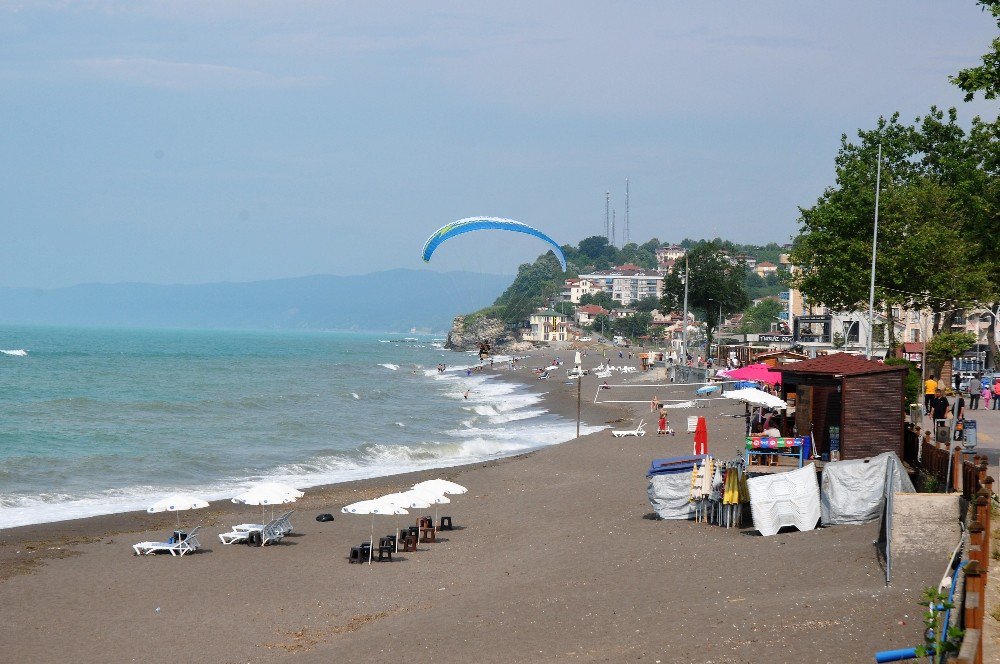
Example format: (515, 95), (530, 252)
(578, 336), (593, 342)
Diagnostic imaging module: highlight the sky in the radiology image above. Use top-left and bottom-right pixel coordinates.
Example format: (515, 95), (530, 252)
(0, 1), (996, 288)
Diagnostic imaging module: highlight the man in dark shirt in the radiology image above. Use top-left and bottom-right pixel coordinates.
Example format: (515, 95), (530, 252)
(929, 388), (951, 422)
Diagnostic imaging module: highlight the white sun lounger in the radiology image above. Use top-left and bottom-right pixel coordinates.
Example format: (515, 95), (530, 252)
(612, 420), (646, 438)
(133, 526), (202, 556)
(219, 517), (288, 546)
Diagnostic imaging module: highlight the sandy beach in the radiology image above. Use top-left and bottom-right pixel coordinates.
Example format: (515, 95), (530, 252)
(0, 355), (941, 663)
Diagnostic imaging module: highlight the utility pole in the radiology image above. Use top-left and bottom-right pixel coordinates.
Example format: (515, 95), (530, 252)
(681, 254), (689, 364)
(866, 143), (882, 359)
(611, 209), (616, 248)
(624, 178), (630, 245)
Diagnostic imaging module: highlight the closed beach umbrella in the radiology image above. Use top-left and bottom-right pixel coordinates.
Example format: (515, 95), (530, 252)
(693, 416), (709, 455)
(696, 385), (720, 396)
(232, 482), (303, 524)
(147, 494), (209, 529)
(342, 498), (409, 564)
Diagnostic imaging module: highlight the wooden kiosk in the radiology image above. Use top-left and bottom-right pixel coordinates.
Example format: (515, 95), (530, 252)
(776, 353), (907, 461)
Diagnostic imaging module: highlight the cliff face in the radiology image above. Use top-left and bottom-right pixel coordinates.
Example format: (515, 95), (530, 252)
(445, 315), (534, 354)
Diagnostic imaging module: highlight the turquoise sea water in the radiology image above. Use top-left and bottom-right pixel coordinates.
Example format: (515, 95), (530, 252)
(0, 326), (600, 528)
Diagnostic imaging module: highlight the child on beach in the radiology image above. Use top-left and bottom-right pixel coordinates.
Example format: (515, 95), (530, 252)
(984, 384), (992, 410)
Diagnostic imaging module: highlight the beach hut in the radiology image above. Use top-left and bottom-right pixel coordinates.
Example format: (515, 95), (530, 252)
(776, 353), (907, 462)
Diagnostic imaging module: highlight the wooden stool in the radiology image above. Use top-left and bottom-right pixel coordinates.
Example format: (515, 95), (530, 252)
(419, 526), (436, 543)
(418, 516), (433, 529)
(438, 516), (453, 530)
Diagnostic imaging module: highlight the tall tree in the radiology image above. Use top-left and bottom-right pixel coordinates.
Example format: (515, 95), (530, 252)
(951, 0), (1000, 101)
(791, 110), (996, 338)
(660, 241), (749, 349)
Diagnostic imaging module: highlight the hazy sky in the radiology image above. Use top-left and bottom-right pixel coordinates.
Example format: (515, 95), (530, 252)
(1, 1), (995, 287)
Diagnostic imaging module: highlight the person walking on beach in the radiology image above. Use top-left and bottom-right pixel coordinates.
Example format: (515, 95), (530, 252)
(925, 375), (938, 415)
(650, 395), (660, 412)
(993, 380), (1000, 410)
(984, 381), (993, 410)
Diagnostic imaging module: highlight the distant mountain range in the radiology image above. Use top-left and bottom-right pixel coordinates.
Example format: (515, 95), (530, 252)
(0, 270), (512, 333)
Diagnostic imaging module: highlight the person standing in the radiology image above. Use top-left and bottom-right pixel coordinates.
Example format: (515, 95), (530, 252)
(952, 390), (966, 440)
(984, 381), (993, 410)
(929, 388), (951, 423)
(968, 374), (981, 410)
(993, 379), (1000, 410)
(924, 375), (938, 415)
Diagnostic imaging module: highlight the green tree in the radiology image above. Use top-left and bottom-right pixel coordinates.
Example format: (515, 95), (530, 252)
(950, 0), (1000, 101)
(579, 291), (620, 311)
(738, 299), (785, 334)
(926, 331), (978, 377)
(576, 236), (618, 269)
(492, 253), (564, 323)
(632, 295), (661, 313)
(791, 110), (996, 336)
(660, 241), (750, 349)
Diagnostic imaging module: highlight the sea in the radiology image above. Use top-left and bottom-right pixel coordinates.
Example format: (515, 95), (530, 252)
(0, 326), (601, 529)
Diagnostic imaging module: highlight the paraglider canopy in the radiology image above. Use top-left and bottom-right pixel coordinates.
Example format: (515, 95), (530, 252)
(421, 217), (568, 271)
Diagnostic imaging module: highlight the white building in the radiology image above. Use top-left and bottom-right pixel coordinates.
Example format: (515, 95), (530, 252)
(524, 309), (569, 342)
(562, 277), (604, 304)
(577, 265), (664, 306)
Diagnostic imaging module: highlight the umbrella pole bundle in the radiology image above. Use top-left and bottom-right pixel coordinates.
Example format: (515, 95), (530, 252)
(689, 457), (715, 523)
(688, 458), (750, 528)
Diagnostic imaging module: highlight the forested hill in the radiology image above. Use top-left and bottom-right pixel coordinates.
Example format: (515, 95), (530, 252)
(476, 236), (787, 323)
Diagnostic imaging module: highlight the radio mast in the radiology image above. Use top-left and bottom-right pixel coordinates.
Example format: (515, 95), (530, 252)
(604, 192), (611, 243)
(624, 178), (630, 245)
(611, 209), (616, 248)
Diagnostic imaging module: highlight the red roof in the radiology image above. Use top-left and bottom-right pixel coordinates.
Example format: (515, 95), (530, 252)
(757, 261), (777, 268)
(577, 304), (608, 315)
(776, 352), (905, 376)
(901, 342), (925, 354)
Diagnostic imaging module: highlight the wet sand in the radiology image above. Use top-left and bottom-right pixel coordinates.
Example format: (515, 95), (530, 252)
(0, 356), (940, 663)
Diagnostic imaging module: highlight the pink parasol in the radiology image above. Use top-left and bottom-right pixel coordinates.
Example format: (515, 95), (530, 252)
(721, 363), (781, 385)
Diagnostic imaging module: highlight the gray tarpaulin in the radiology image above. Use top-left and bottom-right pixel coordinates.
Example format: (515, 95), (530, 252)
(647, 472), (695, 520)
(820, 452), (914, 526)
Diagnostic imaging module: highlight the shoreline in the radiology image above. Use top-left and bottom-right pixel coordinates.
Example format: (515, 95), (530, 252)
(0, 351), (940, 663)
(0, 351), (622, 567)
(0, 349), (598, 532)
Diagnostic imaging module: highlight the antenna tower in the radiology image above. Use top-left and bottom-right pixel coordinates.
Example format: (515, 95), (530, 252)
(604, 192), (610, 242)
(624, 177), (630, 245)
(611, 209), (616, 248)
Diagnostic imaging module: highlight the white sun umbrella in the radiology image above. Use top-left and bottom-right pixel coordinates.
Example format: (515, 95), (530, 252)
(413, 479), (468, 495)
(342, 498), (409, 564)
(147, 494), (209, 529)
(574, 351), (582, 370)
(407, 485), (452, 526)
(232, 482), (303, 525)
(723, 387), (787, 410)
